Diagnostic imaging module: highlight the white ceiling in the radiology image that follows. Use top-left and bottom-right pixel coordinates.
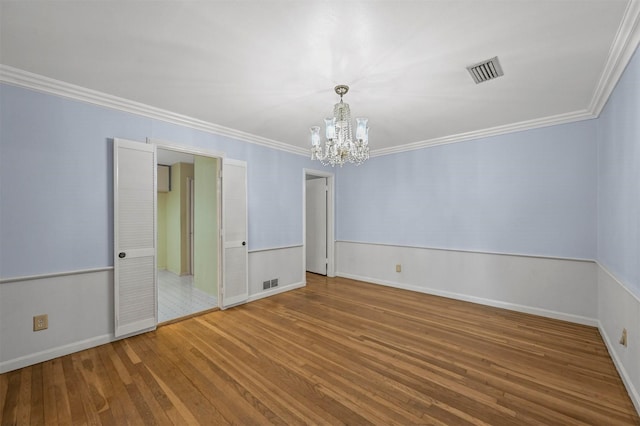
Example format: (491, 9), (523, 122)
(157, 149), (194, 166)
(1, 1), (639, 155)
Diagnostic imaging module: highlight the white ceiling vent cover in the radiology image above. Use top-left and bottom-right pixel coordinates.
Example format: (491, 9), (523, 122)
(467, 56), (504, 84)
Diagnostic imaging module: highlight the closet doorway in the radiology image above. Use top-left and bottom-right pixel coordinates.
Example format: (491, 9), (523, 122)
(304, 169), (335, 277)
(157, 147), (221, 323)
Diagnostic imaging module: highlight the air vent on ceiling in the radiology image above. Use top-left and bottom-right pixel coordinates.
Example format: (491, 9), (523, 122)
(467, 56), (504, 84)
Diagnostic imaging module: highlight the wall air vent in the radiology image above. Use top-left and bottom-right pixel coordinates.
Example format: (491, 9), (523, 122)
(467, 56), (504, 84)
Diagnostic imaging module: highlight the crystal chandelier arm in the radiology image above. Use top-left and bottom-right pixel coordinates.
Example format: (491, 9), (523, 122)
(325, 117), (336, 140)
(310, 126), (320, 146)
(356, 118), (368, 141)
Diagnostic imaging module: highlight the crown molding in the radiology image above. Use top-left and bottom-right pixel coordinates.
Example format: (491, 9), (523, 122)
(3, 0), (640, 162)
(0, 64), (597, 160)
(371, 0), (640, 158)
(0, 65), (309, 157)
(370, 109), (595, 157)
(588, 0), (640, 115)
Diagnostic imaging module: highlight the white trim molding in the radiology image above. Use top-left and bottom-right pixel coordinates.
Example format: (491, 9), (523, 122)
(370, 1), (640, 158)
(0, 266), (114, 284)
(370, 109), (595, 157)
(247, 281), (306, 303)
(338, 271), (598, 327)
(248, 244), (303, 254)
(0, 334), (116, 374)
(336, 240), (595, 263)
(0, 65), (308, 157)
(589, 0), (640, 115)
(148, 137), (227, 161)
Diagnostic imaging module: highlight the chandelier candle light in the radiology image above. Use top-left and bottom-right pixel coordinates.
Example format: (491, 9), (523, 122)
(310, 85), (369, 166)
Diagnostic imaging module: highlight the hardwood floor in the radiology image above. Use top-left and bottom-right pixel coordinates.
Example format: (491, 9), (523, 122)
(1, 274), (638, 425)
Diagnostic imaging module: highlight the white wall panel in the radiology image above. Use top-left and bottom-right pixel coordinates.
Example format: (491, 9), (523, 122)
(598, 264), (640, 412)
(248, 246), (304, 300)
(0, 269), (114, 373)
(0, 246), (306, 373)
(337, 241), (597, 324)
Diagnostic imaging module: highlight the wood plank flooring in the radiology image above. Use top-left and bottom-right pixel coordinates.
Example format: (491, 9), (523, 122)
(1, 274), (638, 425)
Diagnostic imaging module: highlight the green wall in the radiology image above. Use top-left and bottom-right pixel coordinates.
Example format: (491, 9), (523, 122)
(165, 162), (193, 275)
(157, 158), (218, 297)
(157, 191), (167, 270)
(194, 156), (219, 295)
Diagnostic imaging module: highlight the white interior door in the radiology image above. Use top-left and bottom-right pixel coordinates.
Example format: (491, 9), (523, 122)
(113, 138), (157, 337)
(306, 177), (327, 275)
(221, 159), (248, 308)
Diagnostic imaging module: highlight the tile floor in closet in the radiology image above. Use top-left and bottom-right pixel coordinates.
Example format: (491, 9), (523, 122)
(158, 270), (218, 323)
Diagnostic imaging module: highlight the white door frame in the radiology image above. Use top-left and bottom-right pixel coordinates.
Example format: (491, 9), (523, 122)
(147, 138), (225, 306)
(303, 169), (335, 278)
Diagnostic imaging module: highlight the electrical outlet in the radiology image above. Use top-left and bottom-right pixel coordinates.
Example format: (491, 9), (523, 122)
(263, 280), (271, 290)
(271, 278), (278, 288)
(33, 314), (48, 331)
(396, 264), (402, 273)
(620, 328), (628, 347)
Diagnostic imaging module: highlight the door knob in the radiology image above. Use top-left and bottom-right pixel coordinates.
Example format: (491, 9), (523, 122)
(242, 241), (246, 246)
(118, 252), (126, 259)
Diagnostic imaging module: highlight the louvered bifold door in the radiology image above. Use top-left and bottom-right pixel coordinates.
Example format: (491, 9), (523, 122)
(221, 159), (248, 309)
(113, 138), (157, 337)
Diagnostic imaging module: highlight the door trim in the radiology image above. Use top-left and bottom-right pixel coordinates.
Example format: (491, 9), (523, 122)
(303, 169), (335, 279)
(147, 138), (226, 160)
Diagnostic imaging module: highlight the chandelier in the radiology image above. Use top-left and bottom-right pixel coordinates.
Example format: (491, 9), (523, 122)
(310, 85), (369, 166)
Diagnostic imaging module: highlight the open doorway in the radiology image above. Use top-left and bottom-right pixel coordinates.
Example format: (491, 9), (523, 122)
(157, 148), (221, 323)
(304, 169), (335, 277)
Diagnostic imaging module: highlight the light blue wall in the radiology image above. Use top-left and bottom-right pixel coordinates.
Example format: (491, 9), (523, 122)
(4, 47), (638, 287)
(0, 84), (315, 279)
(597, 45), (640, 297)
(336, 121), (598, 260)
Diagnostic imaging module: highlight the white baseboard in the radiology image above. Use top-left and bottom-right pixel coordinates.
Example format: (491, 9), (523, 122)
(247, 281), (305, 303)
(337, 272), (598, 327)
(598, 321), (640, 414)
(0, 334), (115, 374)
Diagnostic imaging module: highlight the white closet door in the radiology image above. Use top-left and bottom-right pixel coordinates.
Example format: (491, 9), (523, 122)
(306, 178), (327, 275)
(113, 138), (157, 337)
(221, 159), (248, 308)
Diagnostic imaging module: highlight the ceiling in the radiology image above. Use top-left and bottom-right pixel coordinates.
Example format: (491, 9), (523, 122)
(1, 1), (639, 156)
(157, 149), (194, 166)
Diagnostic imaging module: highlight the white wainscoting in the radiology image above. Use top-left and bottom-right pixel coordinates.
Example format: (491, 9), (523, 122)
(597, 264), (640, 413)
(0, 247), (306, 373)
(336, 241), (598, 325)
(0, 269), (115, 373)
(247, 245), (305, 302)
